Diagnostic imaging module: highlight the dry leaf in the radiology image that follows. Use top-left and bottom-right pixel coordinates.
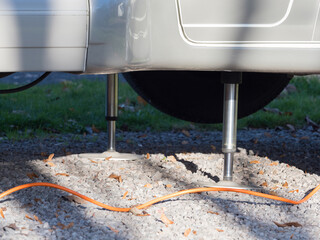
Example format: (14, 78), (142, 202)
(250, 160), (260, 164)
(44, 153), (54, 162)
(65, 222), (74, 229)
(216, 228), (224, 232)
(193, 230), (197, 235)
(282, 182), (288, 188)
(34, 215), (43, 224)
(129, 207), (150, 216)
(290, 234), (294, 239)
(184, 228), (191, 237)
(261, 182), (268, 187)
(55, 173), (70, 177)
(122, 191), (128, 199)
(138, 134), (148, 138)
(25, 214), (33, 220)
(146, 153), (150, 159)
(253, 138), (259, 144)
(211, 145), (216, 151)
(47, 162), (55, 167)
(258, 170), (264, 175)
(274, 221), (302, 228)
(26, 172), (39, 180)
(6, 223), (19, 231)
(0, 208), (4, 219)
(22, 203), (33, 208)
(264, 132), (272, 138)
(160, 212), (174, 226)
(167, 155), (176, 162)
(270, 162), (279, 166)
(207, 211), (219, 215)
(300, 136), (310, 140)
(90, 159), (99, 164)
(137, 96), (148, 106)
(107, 225), (119, 234)
(108, 173), (122, 183)
(91, 125), (100, 133)
(269, 191), (278, 196)
(182, 130), (191, 137)
(289, 189), (299, 193)
(271, 186), (278, 190)
(64, 195), (87, 205)
(166, 184), (172, 188)
(105, 156), (112, 161)
(41, 152), (48, 157)
(144, 184), (152, 188)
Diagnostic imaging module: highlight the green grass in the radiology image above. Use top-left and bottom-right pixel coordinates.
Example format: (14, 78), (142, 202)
(0, 75), (319, 139)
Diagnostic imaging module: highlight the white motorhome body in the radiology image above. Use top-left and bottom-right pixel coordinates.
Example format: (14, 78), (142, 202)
(1, 0), (320, 74)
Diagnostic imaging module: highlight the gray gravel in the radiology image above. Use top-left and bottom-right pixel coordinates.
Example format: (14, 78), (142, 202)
(0, 129), (320, 239)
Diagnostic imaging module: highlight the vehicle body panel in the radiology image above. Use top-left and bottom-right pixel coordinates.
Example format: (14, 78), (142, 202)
(2, 0), (320, 74)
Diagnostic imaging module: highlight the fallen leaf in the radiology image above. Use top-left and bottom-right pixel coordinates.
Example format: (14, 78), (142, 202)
(273, 222), (302, 228)
(166, 184), (172, 188)
(41, 152), (48, 157)
(271, 186), (278, 190)
(47, 162), (55, 167)
(286, 124), (296, 132)
(6, 223), (19, 231)
(122, 191), (128, 199)
(129, 207), (150, 216)
(269, 191), (278, 196)
(144, 183), (152, 188)
(57, 223), (65, 229)
(250, 160), (260, 164)
(105, 156), (112, 161)
(282, 182), (288, 188)
(160, 212), (174, 226)
(216, 228), (224, 232)
(253, 138), (259, 144)
(264, 132), (272, 138)
(65, 222), (74, 229)
(107, 225), (119, 234)
(193, 230), (197, 235)
(263, 107), (283, 115)
(64, 195), (87, 205)
(21, 203), (33, 208)
(25, 214), (33, 220)
(90, 159), (99, 164)
(167, 155), (176, 162)
(146, 153), (150, 159)
(300, 136), (310, 140)
(44, 153), (54, 163)
(91, 125), (100, 133)
(184, 228), (191, 237)
(34, 215), (43, 224)
(26, 172), (39, 180)
(182, 130), (191, 137)
(0, 208), (4, 219)
(270, 162), (279, 166)
(211, 145), (216, 152)
(108, 173), (122, 183)
(138, 134), (148, 138)
(289, 189), (299, 193)
(137, 96), (148, 106)
(290, 234), (294, 239)
(207, 211), (219, 215)
(55, 173), (70, 177)
(305, 116), (319, 130)
(258, 170), (264, 175)
(261, 182), (268, 187)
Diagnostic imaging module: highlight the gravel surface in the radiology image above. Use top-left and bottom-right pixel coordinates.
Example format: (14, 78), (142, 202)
(0, 128), (320, 240)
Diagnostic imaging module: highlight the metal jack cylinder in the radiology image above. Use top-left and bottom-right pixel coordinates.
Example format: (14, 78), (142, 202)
(221, 72), (241, 181)
(106, 74), (118, 151)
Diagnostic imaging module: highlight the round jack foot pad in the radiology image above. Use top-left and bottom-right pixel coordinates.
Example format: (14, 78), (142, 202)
(198, 180), (261, 190)
(78, 151), (144, 161)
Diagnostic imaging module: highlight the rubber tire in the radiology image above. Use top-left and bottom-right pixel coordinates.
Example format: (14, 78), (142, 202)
(123, 71), (292, 124)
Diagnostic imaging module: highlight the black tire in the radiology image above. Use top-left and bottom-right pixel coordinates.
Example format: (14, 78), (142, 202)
(123, 71), (292, 124)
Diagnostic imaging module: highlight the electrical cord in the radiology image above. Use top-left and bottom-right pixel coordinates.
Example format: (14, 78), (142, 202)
(0, 183), (319, 213)
(0, 72), (51, 94)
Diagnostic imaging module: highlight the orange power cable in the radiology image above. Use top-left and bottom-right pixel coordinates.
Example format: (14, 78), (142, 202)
(0, 183), (319, 212)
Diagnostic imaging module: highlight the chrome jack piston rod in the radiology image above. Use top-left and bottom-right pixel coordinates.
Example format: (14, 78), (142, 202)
(79, 74), (144, 161)
(199, 72), (259, 190)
